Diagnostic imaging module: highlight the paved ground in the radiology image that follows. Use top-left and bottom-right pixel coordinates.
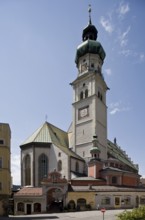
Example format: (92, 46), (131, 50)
(0, 209), (129, 220)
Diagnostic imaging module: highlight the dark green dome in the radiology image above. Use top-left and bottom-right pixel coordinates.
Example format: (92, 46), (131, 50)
(82, 23), (98, 41)
(75, 39), (106, 65)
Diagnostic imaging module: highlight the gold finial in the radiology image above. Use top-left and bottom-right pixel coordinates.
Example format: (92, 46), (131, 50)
(88, 4), (92, 24)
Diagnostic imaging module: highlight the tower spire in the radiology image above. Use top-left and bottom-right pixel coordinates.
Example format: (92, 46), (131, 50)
(88, 4), (92, 24)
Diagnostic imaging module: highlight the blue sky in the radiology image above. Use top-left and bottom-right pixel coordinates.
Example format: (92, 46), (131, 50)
(0, 0), (145, 185)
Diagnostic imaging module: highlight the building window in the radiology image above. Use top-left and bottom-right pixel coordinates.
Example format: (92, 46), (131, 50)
(101, 197), (110, 205)
(85, 89), (88, 98)
(34, 203), (41, 212)
(58, 160), (62, 171)
(0, 182), (2, 190)
(112, 176), (117, 184)
(24, 154), (31, 185)
(124, 196), (131, 205)
(80, 91), (83, 100)
(0, 140), (4, 145)
(91, 63), (94, 68)
(0, 157), (2, 168)
(140, 197), (145, 205)
(17, 202), (24, 212)
(58, 152), (61, 157)
(75, 161), (79, 172)
(77, 198), (86, 209)
(39, 154), (48, 184)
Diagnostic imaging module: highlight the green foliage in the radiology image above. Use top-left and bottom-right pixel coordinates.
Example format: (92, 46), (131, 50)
(117, 206), (145, 220)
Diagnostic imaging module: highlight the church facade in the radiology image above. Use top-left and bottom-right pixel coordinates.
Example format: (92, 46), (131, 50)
(13, 8), (145, 215)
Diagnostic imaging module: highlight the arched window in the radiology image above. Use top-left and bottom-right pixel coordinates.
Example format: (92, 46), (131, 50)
(24, 154), (31, 185)
(34, 203), (41, 212)
(58, 160), (62, 171)
(68, 200), (76, 210)
(75, 161), (79, 172)
(77, 198), (86, 210)
(80, 91), (83, 100)
(112, 176), (117, 184)
(17, 202), (24, 212)
(85, 89), (88, 98)
(39, 154), (48, 184)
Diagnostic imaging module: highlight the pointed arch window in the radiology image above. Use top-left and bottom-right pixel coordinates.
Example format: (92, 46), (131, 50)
(58, 160), (62, 171)
(24, 154), (31, 185)
(38, 154), (48, 184)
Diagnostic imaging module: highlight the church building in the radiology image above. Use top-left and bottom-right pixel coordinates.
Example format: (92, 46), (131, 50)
(14, 7), (145, 215)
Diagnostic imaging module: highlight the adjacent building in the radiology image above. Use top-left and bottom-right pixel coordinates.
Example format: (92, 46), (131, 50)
(0, 123), (11, 216)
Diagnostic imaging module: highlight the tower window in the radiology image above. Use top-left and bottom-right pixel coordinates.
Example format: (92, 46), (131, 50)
(58, 160), (62, 171)
(83, 83), (86, 87)
(91, 63), (94, 68)
(58, 152), (61, 157)
(85, 89), (88, 98)
(80, 91), (83, 100)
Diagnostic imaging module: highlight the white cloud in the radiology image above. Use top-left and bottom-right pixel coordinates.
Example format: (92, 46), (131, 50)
(118, 2), (130, 17)
(109, 101), (130, 115)
(105, 68), (112, 76)
(100, 16), (114, 34)
(119, 26), (131, 47)
(110, 107), (120, 115)
(11, 154), (21, 185)
(139, 53), (145, 62)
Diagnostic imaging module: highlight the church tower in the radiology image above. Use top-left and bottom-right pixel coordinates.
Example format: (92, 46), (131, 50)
(70, 6), (109, 161)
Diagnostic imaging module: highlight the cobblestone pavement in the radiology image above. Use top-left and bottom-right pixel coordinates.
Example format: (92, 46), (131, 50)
(2, 209), (129, 220)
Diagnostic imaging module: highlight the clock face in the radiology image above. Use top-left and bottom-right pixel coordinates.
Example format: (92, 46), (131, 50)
(79, 107), (89, 119)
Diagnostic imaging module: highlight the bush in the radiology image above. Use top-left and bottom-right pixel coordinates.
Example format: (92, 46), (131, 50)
(117, 206), (145, 220)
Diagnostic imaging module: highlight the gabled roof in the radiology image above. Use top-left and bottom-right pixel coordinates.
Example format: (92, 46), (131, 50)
(107, 139), (138, 171)
(21, 121), (84, 161)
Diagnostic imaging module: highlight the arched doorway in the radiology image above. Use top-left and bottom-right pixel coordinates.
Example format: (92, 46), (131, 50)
(47, 188), (63, 213)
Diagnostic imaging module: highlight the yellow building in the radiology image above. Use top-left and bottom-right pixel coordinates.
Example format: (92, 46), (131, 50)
(0, 123), (11, 216)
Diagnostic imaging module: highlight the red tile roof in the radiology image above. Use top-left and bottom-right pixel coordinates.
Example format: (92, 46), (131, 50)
(15, 187), (42, 196)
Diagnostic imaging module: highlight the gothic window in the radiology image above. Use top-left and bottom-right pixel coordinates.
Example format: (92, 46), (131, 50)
(75, 161), (79, 172)
(80, 91), (83, 100)
(17, 202), (24, 212)
(112, 176), (117, 184)
(24, 154), (31, 185)
(38, 154), (48, 184)
(85, 89), (88, 98)
(58, 152), (61, 157)
(58, 160), (62, 171)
